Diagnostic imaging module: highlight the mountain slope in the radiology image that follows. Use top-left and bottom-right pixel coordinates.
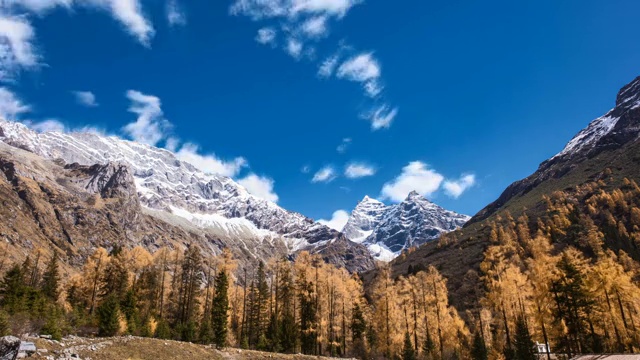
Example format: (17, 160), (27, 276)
(343, 192), (469, 261)
(0, 120), (375, 272)
(384, 75), (640, 310)
(470, 76), (640, 225)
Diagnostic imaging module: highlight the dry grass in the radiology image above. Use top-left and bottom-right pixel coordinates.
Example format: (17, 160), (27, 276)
(29, 335), (355, 360)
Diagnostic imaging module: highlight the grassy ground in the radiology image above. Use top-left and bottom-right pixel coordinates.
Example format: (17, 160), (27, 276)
(28, 335), (355, 360)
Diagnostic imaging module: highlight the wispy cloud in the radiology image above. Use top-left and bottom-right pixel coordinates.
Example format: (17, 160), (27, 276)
(285, 37), (303, 59)
(0, 14), (39, 79)
(368, 105), (398, 130)
(312, 165), (336, 183)
(318, 209), (349, 231)
(29, 118), (65, 132)
(230, 0), (398, 129)
(0, 87), (30, 119)
(318, 53), (339, 78)
(336, 137), (351, 153)
(72, 91), (98, 107)
(123, 89), (171, 146)
(300, 15), (327, 38)
(301, 165), (311, 174)
(345, 162), (376, 179)
(381, 161), (477, 202)
(381, 161), (444, 202)
(256, 27), (276, 45)
(175, 143), (247, 178)
(443, 174), (476, 198)
(238, 173), (279, 202)
(166, 0), (186, 27)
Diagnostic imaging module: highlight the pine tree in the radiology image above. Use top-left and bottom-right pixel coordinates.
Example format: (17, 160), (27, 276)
(471, 332), (488, 360)
(551, 250), (595, 355)
(277, 263), (296, 353)
(97, 294), (121, 336)
(211, 269), (229, 347)
(41, 252), (60, 302)
(0, 263), (26, 313)
(513, 316), (536, 360)
(100, 250), (129, 301)
(402, 331), (416, 360)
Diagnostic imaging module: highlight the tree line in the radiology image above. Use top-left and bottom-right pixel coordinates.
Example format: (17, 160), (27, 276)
(0, 176), (639, 360)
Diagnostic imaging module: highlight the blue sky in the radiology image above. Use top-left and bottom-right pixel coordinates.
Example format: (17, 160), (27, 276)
(1, 0), (640, 230)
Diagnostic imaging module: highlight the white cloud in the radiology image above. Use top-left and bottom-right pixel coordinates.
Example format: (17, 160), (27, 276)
(2, 0), (72, 13)
(238, 173), (279, 202)
(318, 54), (339, 78)
(72, 91), (98, 107)
(122, 89), (170, 146)
(230, 0), (361, 20)
(166, 0), (186, 27)
(381, 161), (444, 202)
(176, 142), (247, 178)
(255, 27), (276, 45)
(364, 79), (382, 97)
(0, 14), (39, 79)
(318, 209), (349, 231)
(368, 105), (397, 130)
(88, 0), (155, 46)
(301, 15), (327, 38)
(29, 118), (65, 132)
(301, 165), (311, 174)
(311, 165), (336, 183)
(0, 87), (29, 119)
(345, 162), (375, 179)
(285, 38), (302, 59)
(164, 136), (180, 152)
(337, 53), (381, 83)
(0, 0), (154, 81)
(336, 137), (351, 153)
(443, 174), (476, 198)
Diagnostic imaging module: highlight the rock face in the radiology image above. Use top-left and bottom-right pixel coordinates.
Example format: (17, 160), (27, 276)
(0, 336), (20, 360)
(342, 192), (470, 261)
(0, 123), (375, 273)
(471, 76), (640, 224)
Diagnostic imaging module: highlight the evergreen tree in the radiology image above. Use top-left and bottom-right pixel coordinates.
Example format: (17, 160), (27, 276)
(298, 275), (317, 354)
(41, 305), (63, 340)
(513, 316), (536, 360)
(351, 302), (366, 342)
(277, 264), (297, 353)
(120, 288), (139, 334)
(211, 269), (229, 347)
(0, 263), (26, 313)
(154, 319), (172, 339)
(471, 332), (488, 360)
(551, 251), (595, 355)
(100, 250), (129, 301)
(402, 331), (416, 360)
(97, 294), (121, 336)
(41, 252), (60, 302)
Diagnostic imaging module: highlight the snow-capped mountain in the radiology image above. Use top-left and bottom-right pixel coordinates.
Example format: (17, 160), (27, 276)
(472, 76), (640, 224)
(0, 119), (374, 271)
(342, 191), (470, 261)
(342, 196), (389, 243)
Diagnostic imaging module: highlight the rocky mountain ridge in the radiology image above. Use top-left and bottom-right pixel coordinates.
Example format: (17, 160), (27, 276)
(0, 120), (375, 272)
(342, 191), (470, 261)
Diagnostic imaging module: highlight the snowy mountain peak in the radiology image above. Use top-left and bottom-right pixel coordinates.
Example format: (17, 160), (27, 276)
(554, 76), (640, 160)
(361, 195), (380, 203)
(616, 76), (640, 109)
(0, 119), (376, 272)
(342, 192), (470, 261)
